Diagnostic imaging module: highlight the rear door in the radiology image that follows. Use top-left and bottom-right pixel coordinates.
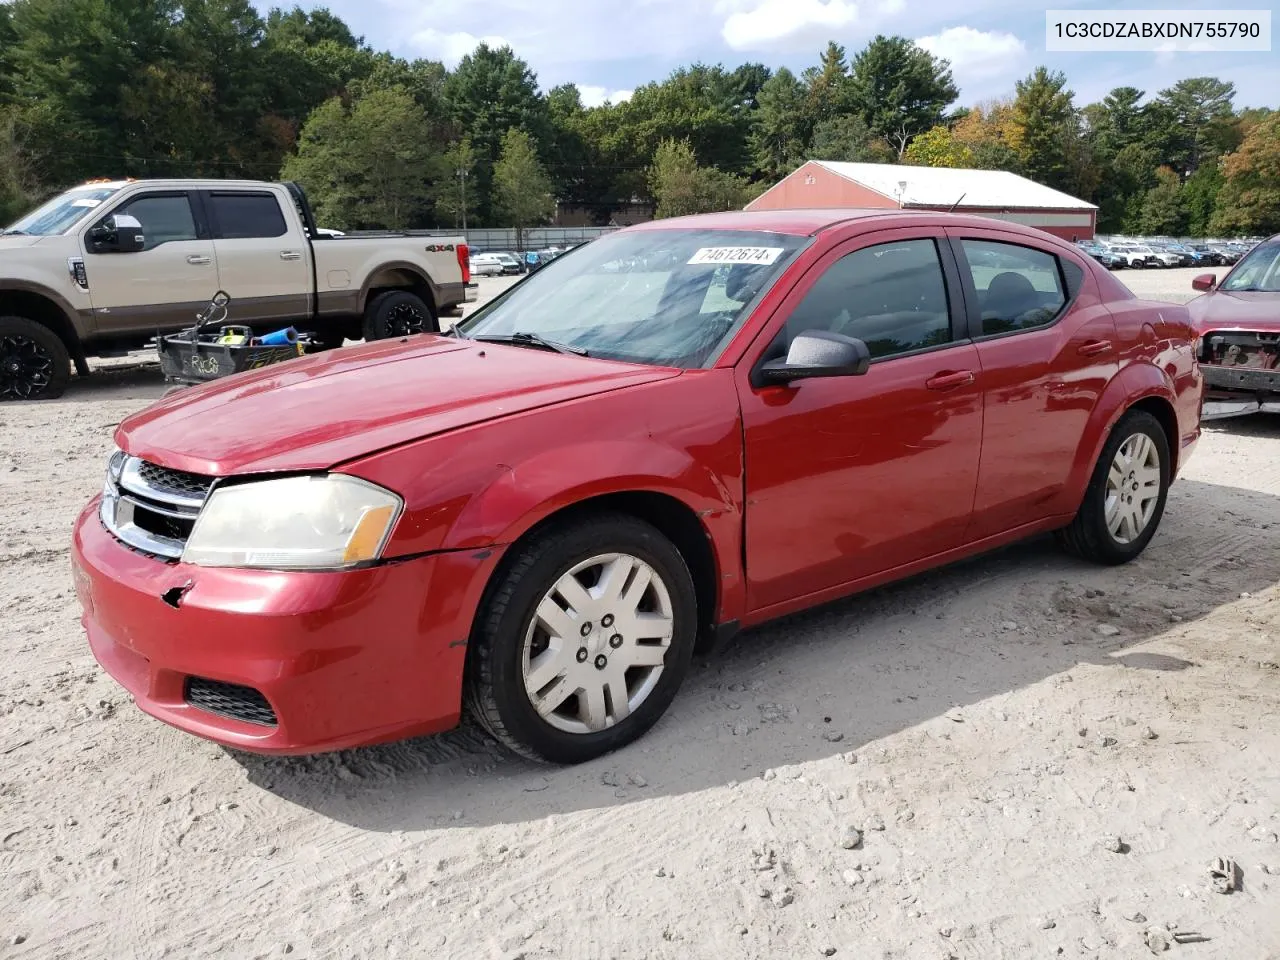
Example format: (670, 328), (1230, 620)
(203, 189), (310, 326)
(80, 189), (215, 334)
(945, 228), (1119, 541)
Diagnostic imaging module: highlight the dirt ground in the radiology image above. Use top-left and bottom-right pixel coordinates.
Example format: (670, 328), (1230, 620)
(3, 269), (1279, 960)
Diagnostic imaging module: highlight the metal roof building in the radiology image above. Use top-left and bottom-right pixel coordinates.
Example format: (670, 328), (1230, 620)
(746, 160), (1098, 240)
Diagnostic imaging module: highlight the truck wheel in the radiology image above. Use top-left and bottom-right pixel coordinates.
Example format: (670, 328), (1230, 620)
(0, 316), (72, 401)
(362, 290), (433, 341)
(465, 512), (698, 764)
(1056, 409), (1171, 565)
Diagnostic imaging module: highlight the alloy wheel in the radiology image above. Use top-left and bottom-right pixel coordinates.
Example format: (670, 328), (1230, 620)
(1105, 433), (1162, 544)
(387, 302), (426, 336)
(521, 552), (675, 734)
(0, 333), (55, 400)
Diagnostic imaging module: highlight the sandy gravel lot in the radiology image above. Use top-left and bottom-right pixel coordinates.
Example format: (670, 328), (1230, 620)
(3, 269), (1279, 960)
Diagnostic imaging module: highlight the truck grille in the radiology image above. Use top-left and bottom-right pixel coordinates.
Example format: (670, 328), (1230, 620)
(100, 455), (214, 560)
(184, 677), (278, 726)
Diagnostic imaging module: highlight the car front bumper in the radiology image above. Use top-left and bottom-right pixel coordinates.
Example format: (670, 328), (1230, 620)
(71, 496), (490, 755)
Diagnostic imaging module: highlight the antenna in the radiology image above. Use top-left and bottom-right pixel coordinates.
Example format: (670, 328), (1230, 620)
(947, 192), (967, 213)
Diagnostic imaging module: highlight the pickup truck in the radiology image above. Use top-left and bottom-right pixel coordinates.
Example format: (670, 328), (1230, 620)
(0, 178), (474, 400)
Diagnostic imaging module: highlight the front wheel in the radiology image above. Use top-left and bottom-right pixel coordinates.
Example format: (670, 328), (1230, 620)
(465, 513), (698, 763)
(1057, 409), (1171, 565)
(0, 316), (71, 401)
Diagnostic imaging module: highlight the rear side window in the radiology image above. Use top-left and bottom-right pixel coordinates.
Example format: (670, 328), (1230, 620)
(959, 240), (1067, 336)
(782, 238), (952, 360)
(116, 194), (197, 250)
(208, 193), (288, 240)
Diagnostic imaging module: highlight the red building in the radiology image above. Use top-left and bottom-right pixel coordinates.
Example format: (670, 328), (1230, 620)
(747, 160), (1097, 241)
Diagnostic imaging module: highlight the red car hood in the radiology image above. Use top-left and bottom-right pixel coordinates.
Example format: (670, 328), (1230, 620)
(1188, 289), (1280, 335)
(118, 335), (681, 475)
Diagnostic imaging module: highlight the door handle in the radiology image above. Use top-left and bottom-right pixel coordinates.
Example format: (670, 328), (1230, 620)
(279, 250), (302, 261)
(186, 255), (211, 265)
(925, 370), (975, 391)
(1078, 339), (1113, 357)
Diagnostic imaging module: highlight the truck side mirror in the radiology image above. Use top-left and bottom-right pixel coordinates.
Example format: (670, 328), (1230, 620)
(89, 214), (145, 253)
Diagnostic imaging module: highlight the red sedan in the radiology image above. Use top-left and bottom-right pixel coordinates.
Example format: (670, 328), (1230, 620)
(71, 210), (1203, 763)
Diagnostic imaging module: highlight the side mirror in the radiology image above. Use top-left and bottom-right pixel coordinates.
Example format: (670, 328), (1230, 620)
(89, 214), (145, 253)
(1191, 273), (1217, 291)
(756, 330), (872, 386)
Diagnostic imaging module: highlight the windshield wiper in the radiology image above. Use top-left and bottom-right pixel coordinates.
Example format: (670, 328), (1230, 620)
(0, 228), (27, 236)
(472, 332), (588, 356)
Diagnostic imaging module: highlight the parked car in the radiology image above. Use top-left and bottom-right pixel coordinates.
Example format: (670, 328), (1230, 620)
(0, 178), (473, 400)
(1208, 242), (1241, 265)
(1184, 243), (1224, 266)
(470, 253), (506, 276)
(1110, 244), (1154, 269)
(71, 210), (1203, 763)
(1187, 233), (1280, 419)
(490, 252), (524, 275)
(1076, 241), (1123, 270)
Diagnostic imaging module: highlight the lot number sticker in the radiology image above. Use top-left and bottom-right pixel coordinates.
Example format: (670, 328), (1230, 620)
(687, 246), (784, 266)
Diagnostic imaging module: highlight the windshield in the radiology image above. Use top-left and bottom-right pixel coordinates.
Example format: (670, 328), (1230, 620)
(457, 228), (808, 368)
(3, 185), (122, 236)
(1220, 240), (1280, 292)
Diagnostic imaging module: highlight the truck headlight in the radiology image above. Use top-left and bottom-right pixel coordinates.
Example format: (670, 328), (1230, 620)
(182, 474), (402, 570)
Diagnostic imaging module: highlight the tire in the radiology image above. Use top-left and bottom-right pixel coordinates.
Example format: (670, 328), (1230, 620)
(0, 315), (72, 401)
(1057, 409), (1171, 565)
(465, 512), (698, 764)
(361, 290), (434, 342)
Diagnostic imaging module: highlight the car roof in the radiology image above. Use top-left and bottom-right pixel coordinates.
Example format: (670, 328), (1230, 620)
(624, 208), (1075, 241)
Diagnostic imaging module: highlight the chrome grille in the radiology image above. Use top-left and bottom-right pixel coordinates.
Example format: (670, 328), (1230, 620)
(101, 454), (214, 560)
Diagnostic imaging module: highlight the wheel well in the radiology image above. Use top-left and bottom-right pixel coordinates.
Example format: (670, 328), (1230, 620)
(364, 269), (438, 331)
(478, 492), (721, 653)
(0, 289), (83, 363)
(1129, 396), (1179, 473)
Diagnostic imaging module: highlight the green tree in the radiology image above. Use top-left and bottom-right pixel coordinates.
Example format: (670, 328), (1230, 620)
(1011, 67), (1077, 190)
(1211, 113), (1280, 235)
(436, 138), (478, 229)
(1156, 77), (1235, 176)
(811, 115), (894, 162)
(848, 35), (958, 158)
(1182, 162), (1222, 236)
(803, 41), (852, 128)
(904, 125), (974, 167)
(444, 43), (550, 222)
(750, 67), (810, 178)
(1138, 166), (1187, 234)
(493, 127), (555, 244)
(617, 64), (754, 175)
(648, 138), (754, 218)
(282, 87), (438, 229)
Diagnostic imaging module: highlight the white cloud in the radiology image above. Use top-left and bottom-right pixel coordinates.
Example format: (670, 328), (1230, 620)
(409, 28), (510, 66)
(915, 26), (1025, 80)
(578, 86), (635, 108)
(720, 0), (859, 53)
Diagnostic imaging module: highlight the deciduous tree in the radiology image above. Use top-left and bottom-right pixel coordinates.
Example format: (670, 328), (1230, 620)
(493, 127), (555, 244)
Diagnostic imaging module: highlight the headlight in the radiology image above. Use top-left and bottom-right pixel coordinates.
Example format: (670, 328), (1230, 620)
(182, 474), (402, 570)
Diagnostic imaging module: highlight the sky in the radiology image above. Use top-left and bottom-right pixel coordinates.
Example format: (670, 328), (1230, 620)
(307, 0), (1280, 110)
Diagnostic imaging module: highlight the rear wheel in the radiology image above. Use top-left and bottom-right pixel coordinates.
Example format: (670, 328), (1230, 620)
(362, 290), (434, 341)
(0, 316), (71, 401)
(1057, 409), (1171, 565)
(465, 513), (698, 764)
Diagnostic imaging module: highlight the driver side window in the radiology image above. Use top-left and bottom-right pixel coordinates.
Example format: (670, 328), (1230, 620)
(777, 238), (952, 361)
(108, 194), (198, 251)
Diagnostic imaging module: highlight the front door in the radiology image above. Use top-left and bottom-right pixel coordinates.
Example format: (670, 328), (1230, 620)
(203, 190), (310, 326)
(944, 229), (1120, 541)
(80, 190), (216, 335)
(737, 230), (984, 615)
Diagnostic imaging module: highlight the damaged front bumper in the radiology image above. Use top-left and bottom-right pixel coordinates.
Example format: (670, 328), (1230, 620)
(1199, 330), (1280, 420)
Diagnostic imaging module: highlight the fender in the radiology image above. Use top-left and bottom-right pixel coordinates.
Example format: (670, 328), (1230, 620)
(360, 260), (439, 312)
(1059, 359), (1178, 513)
(344, 373), (749, 622)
